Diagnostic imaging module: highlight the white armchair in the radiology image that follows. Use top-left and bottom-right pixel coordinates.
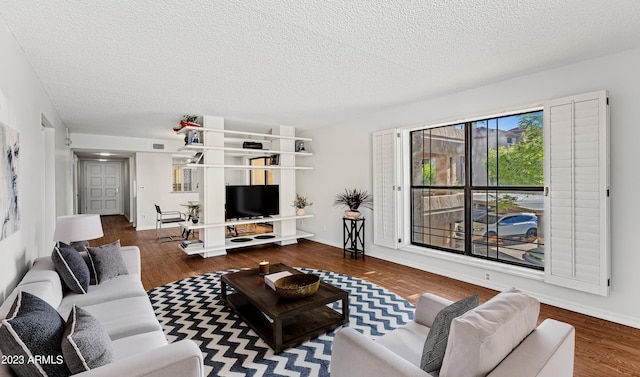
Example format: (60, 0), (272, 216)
(331, 290), (575, 377)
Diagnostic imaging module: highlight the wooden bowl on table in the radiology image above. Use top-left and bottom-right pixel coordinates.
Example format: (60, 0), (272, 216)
(274, 274), (320, 299)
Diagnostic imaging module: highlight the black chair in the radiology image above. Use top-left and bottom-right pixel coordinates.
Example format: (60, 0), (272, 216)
(155, 205), (186, 241)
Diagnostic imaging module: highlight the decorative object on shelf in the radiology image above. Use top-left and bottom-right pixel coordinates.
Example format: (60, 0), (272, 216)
(242, 141), (263, 149)
(292, 194), (313, 216)
(269, 154), (280, 165)
(187, 130), (202, 145)
(334, 188), (373, 218)
(273, 274), (320, 299)
(180, 239), (203, 250)
(295, 140), (306, 152)
(192, 152), (204, 164)
(173, 115), (201, 132)
(259, 261), (269, 275)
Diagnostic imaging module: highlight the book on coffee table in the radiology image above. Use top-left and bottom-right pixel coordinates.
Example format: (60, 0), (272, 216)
(265, 271), (293, 290)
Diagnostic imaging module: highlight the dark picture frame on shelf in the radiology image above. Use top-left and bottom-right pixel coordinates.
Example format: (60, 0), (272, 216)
(188, 130), (202, 144)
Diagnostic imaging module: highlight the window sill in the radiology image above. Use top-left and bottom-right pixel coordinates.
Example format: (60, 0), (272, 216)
(400, 244), (545, 281)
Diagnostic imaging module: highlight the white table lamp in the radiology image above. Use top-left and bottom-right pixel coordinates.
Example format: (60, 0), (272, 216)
(53, 214), (104, 245)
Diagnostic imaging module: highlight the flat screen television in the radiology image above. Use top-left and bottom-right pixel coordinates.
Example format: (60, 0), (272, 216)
(225, 185), (279, 219)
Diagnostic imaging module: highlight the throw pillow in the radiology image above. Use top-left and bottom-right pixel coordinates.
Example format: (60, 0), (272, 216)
(62, 306), (115, 373)
(52, 242), (90, 294)
(420, 294), (479, 373)
(0, 291), (71, 377)
(70, 240), (90, 252)
(78, 251), (97, 285)
(87, 240), (129, 284)
(439, 288), (540, 377)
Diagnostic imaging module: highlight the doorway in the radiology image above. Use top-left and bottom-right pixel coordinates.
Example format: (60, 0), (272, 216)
(82, 161), (123, 215)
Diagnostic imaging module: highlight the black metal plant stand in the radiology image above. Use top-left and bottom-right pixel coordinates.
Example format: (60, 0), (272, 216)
(343, 217), (365, 259)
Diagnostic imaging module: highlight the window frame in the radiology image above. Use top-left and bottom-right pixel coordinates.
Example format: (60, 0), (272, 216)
(249, 157), (274, 185)
(374, 90), (609, 295)
(172, 164), (197, 193)
(408, 108), (545, 270)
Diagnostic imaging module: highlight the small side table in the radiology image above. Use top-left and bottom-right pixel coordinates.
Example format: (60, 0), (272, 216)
(343, 217), (365, 260)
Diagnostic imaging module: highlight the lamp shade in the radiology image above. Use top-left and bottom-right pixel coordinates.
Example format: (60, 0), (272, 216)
(53, 214), (104, 243)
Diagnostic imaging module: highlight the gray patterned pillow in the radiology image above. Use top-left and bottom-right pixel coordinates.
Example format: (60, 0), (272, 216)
(0, 291), (71, 377)
(87, 240), (129, 284)
(52, 243), (90, 294)
(420, 294), (479, 373)
(62, 306), (115, 373)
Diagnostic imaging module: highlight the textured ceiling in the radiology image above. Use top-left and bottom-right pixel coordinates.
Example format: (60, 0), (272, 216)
(1, 0), (640, 139)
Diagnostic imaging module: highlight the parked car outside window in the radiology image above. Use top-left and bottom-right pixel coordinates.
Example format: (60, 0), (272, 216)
(457, 212), (537, 239)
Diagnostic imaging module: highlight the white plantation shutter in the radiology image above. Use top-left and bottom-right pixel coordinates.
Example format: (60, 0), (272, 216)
(544, 90), (610, 296)
(373, 130), (399, 249)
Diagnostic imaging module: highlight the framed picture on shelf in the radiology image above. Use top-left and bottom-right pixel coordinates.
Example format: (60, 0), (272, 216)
(188, 130), (202, 144)
(269, 154), (280, 165)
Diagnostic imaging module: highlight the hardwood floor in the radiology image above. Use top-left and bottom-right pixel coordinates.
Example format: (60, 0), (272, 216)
(96, 215), (640, 377)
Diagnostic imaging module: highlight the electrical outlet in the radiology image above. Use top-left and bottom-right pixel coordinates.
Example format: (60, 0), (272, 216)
(298, 220), (303, 225)
(323, 225), (327, 231)
(484, 272), (491, 281)
(143, 214), (147, 219)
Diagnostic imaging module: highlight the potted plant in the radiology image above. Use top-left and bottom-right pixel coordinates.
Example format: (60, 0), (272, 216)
(189, 204), (201, 224)
(292, 194), (313, 216)
(334, 188), (373, 218)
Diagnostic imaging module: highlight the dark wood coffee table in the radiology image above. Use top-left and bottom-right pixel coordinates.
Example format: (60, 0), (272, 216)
(220, 263), (349, 353)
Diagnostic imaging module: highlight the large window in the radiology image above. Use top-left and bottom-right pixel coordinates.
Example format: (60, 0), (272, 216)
(410, 110), (544, 269)
(375, 90), (609, 295)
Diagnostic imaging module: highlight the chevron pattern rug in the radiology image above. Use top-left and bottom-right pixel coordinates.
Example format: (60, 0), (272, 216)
(147, 268), (414, 377)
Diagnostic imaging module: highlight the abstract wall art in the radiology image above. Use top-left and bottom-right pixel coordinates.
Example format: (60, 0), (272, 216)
(0, 123), (19, 240)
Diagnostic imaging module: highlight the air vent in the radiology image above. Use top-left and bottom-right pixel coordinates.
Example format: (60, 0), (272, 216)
(152, 143), (165, 150)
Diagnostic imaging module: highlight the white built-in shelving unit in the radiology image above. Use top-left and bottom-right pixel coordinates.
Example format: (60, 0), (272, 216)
(174, 118), (313, 257)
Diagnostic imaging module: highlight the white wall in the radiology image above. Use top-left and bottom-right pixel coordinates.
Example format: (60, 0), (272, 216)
(301, 46), (640, 328)
(135, 152), (198, 230)
(71, 133), (187, 154)
(0, 17), (71, 303)
(71, 133), (199, 228)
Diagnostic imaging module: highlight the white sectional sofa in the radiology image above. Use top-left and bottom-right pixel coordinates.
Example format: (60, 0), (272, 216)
(332, 289), (575, 377)
(0, 246), (203, 377)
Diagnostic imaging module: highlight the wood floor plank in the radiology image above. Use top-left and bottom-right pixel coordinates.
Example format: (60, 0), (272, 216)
(94, 215), (640, 377)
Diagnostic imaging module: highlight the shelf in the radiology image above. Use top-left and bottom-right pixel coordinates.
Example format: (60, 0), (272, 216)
(175, 121), (311, 258)
(180, 214), (314, 230)
(177, 145), (312, 157)
(184, 163), (313, 170)
(179, 231), (314, 255)
(176, 126), (312, 142)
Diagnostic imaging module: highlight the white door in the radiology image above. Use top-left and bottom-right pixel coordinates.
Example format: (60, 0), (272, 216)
(85, 162), (122, 215)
